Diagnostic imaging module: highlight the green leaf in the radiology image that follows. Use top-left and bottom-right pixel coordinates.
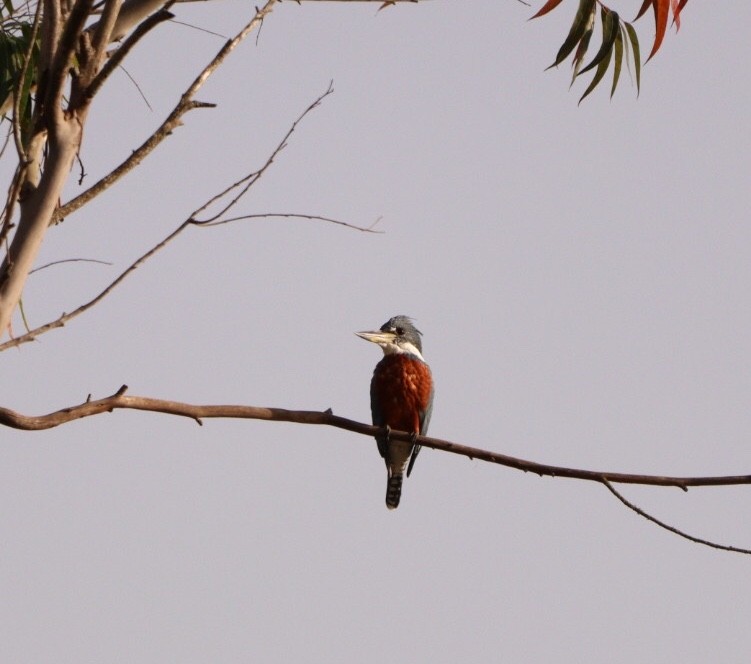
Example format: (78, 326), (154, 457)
(547, 0), (596, 69)
(578, 8), (619, 76)
(611, 29), (623, 98)
(624, 21), (641, 95)
(0, 23), (39, 139)
(571, 18), (594, 84)
(579, 41), (613, 104)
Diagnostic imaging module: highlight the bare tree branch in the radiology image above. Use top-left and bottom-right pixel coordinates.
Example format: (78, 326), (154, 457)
(0, 84), (375, 351)
(107, 0), (170, 41)
(190, 81), (334, 223)
(602, 480), (751, 555)
(0, 211), (373, 350)
(201, 212), (384, 232)
(44, 0), (94, 120)
(0, 386), (746, 493)
(88, 0), (125, 75)
(85, 6), (176, 101)
(55, 0), (279, 222)
(0, 385), (749, 554)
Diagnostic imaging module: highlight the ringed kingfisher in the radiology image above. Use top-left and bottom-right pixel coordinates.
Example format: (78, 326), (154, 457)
(356, 315), (434, 510)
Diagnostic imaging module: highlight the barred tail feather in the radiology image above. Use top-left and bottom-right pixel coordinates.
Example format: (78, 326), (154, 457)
(385, 474), (403, 510)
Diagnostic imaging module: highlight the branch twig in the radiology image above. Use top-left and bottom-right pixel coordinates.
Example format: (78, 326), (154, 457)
(0, 385), (749, 555)
(602, 479), (751, 555)
(85, 6), (175, 101)
(200, 212), (383, 232)
(190, 81), (334, 224)
(29, 257), (113, 274)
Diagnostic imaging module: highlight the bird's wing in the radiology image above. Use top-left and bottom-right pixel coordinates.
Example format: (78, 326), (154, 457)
(370, 378), (388, 460)
(406, 383), (434, 477)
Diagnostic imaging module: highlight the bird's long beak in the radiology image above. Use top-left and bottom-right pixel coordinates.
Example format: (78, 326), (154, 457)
(355, 330), (396, 345)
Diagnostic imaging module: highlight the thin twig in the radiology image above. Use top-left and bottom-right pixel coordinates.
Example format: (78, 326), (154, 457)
(200, 212), (383, 233)
(169, 18), (227, 39)
(602, 479), (751, 555)
(29, 257), (113, 274)
(191, 81), (334, 224)
(118, 65), (154, 111)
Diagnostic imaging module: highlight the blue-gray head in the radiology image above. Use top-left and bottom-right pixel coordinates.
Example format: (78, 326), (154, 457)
(356, 315), (424, 359)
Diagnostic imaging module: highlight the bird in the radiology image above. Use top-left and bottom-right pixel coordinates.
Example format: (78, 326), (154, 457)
(356, 315), (434, 510)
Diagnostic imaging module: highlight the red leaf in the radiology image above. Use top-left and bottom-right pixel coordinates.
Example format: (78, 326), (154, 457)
(634, 0), (653, 21)
(673, 0), (689, 29)
(670, 0), (680, 30)
(530, 0), (566, 20)
(647, 0), (669, 61)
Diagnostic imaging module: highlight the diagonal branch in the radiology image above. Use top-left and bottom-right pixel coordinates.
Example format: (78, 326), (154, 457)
(85, 6), (176, 101)
(54, 0), (279, 222)
(43, 0), (94, 121)
(0, 85), (367, 351)
(89, 0), (125, 69)
(602, 479), (751, 555)
(190, 81), (333, 223)
(0, 212), (371, 350)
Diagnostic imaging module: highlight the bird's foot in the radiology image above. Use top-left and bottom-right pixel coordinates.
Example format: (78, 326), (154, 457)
(409, 431), (418, 445)
(382, 424), (391, 442)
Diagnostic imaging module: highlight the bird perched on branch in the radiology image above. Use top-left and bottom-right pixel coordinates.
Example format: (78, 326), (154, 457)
(356, 315), (434, 509)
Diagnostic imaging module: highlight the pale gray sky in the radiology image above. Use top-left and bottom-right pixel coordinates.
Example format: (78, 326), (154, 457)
(2, 1), (750, 661)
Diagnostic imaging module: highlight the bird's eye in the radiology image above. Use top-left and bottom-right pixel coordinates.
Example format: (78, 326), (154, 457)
(395, 327), (403, 335)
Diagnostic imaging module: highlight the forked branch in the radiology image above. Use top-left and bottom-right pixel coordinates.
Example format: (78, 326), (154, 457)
(0, 84), (376, 352)
(54, 0), (279, 222)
